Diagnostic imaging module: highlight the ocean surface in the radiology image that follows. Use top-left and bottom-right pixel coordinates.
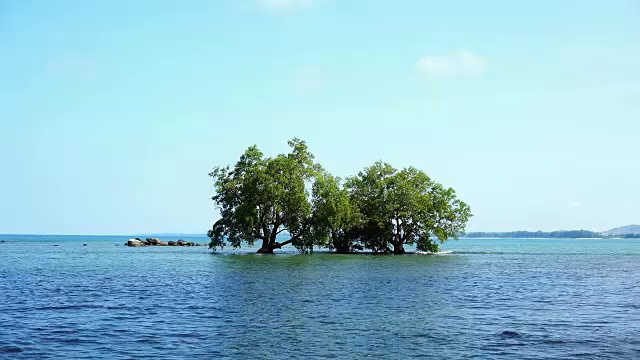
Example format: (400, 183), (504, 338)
(1, 235), (639, 359)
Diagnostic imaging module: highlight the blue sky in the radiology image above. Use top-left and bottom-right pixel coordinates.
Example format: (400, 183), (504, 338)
(1, 0), (639, 234)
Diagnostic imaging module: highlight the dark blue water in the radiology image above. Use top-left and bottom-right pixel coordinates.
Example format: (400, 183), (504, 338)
(1, 235), (639, 359)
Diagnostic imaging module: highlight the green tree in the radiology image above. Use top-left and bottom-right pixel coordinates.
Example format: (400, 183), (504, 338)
(347, 162), (472, 253)
(309, 172), (361, 253)
(208, 140), (471, 255)
(345, 162), (396, 253)
(208, 138), (318, 253)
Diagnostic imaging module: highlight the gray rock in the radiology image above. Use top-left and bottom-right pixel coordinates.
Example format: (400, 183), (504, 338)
(127, 239), (145, 247)
(137, 238), (168, 246)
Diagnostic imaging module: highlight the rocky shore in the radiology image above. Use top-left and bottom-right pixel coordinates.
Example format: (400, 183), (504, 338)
(125, 238), (204, 247)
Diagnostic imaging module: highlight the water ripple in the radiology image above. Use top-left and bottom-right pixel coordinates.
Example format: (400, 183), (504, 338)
(1, 237), (640, 359)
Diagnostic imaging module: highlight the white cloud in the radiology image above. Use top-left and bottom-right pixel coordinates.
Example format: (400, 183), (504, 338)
(258, 0), (314, 10)
(416, 50), (487, 78)
(293, 66), (324, 94)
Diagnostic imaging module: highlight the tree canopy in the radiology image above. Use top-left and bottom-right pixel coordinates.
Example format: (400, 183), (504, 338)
(310, 172), (361, 253)
(208, 138), (317, 253)
(208, 139), (472, 254)
(346, 162), (471, 254)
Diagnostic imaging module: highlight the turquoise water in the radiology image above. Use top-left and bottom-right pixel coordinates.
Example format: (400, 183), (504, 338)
(1, 235), (639, 359)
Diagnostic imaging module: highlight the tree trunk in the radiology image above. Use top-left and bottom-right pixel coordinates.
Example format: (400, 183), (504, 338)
(257, 222), (283, 253)
(393, 243), (405, 254)
(256, 247), (272, 254)
(257, 237), (273, 253)
(393, 217), (405, 254)
(257, 241), (283, 254)
(331, 230), (348, 253)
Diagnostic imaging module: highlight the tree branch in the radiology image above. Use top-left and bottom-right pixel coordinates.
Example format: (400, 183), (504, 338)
(277, 230), (305, 247)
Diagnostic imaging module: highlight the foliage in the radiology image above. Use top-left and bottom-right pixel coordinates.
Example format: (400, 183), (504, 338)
(208, 139), (472, 254)
(346, 162), (472, 254)
(208, 138), (318, 253)
(309, 172), (362, 253)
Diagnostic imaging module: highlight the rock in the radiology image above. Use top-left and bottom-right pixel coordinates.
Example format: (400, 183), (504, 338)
(168, 241), (178, 246)
(195, 243), (202, 246)
(1, 240), (5, 243)
(82, 244), (87, 246)
(177, 240), (186, 246)
(127, 239), (145, 247)
(139, 238), (167, 246)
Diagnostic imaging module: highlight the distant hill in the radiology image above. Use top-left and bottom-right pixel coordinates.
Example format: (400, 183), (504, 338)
(463, 230), (602, 239)
(602, 225), (640, 235)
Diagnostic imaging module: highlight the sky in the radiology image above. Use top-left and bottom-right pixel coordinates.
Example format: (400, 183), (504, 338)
(1, 0), (639, 235)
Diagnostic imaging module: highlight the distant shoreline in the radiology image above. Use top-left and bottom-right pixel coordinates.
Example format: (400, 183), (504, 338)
(462, 235), (635, 239)
(464, 228), (640, 239)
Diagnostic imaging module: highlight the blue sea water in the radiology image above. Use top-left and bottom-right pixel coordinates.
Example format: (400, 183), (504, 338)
(1, 235), (639, 359)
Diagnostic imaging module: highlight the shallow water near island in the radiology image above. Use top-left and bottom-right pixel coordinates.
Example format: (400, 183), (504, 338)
(1, 235), (639, 359)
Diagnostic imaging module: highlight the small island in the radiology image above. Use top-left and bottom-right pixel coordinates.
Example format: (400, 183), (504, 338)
(207, 138), (472, 254)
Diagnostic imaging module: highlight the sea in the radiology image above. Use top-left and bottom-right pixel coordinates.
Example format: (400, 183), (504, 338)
(1, 235), (639, 359)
